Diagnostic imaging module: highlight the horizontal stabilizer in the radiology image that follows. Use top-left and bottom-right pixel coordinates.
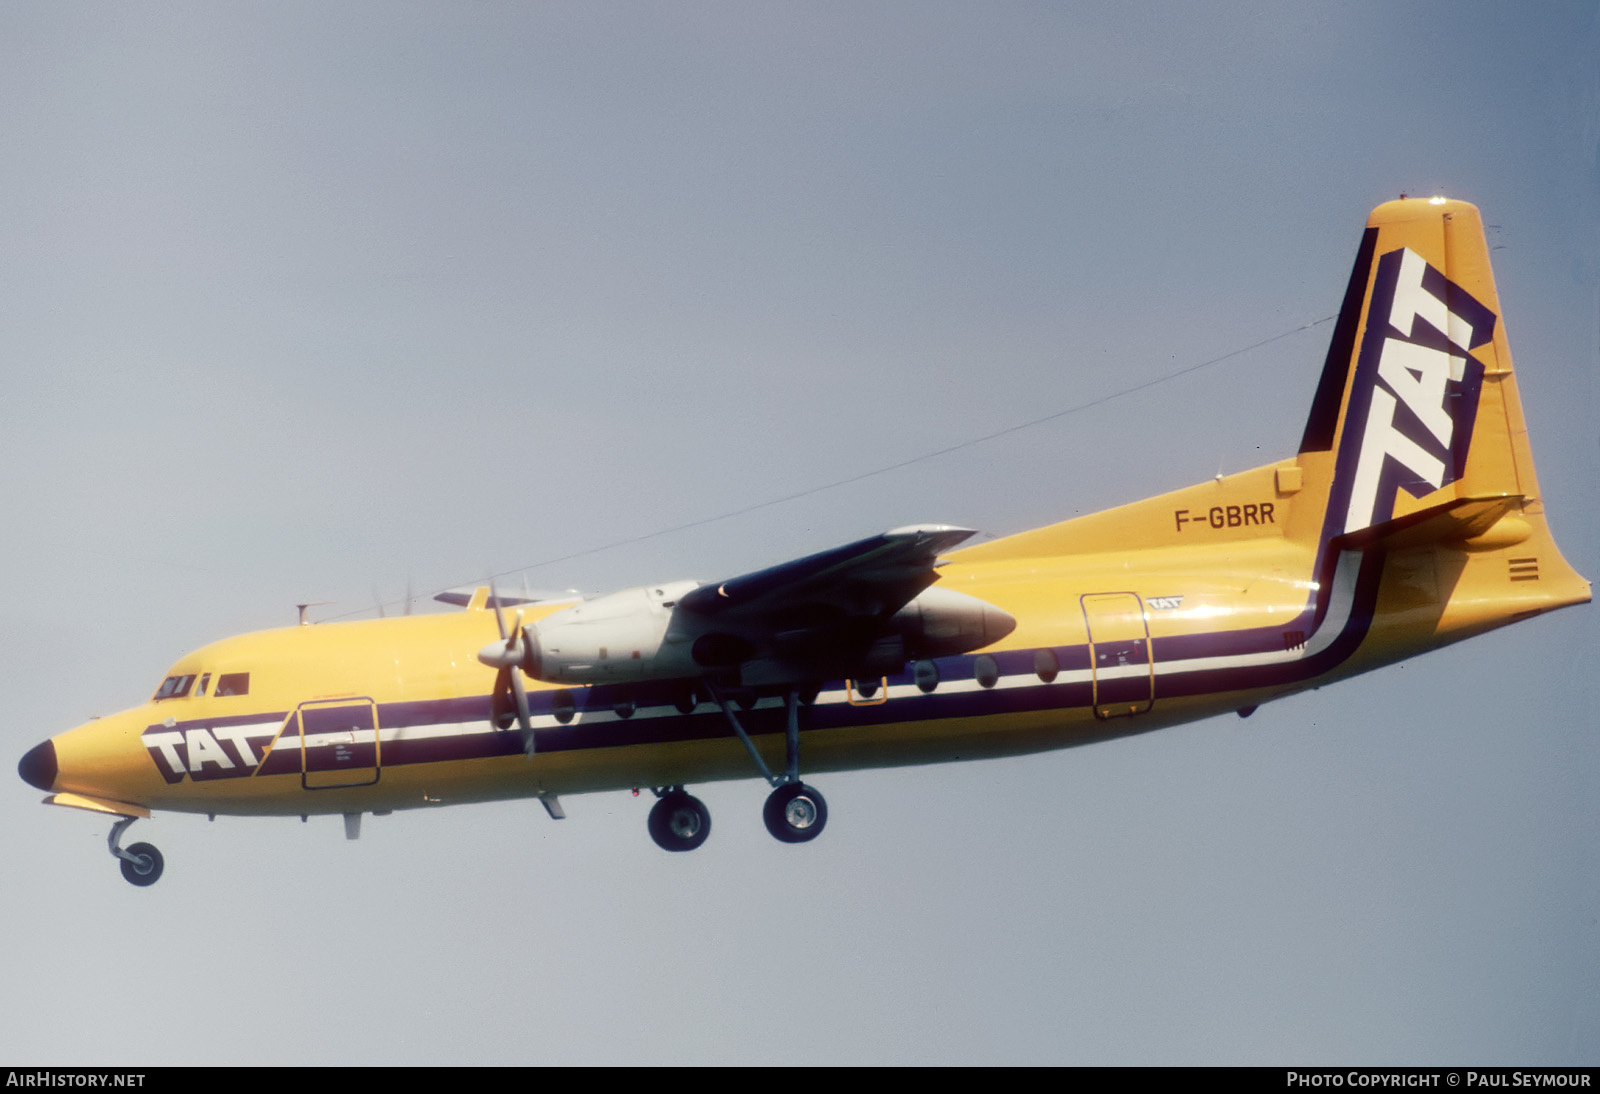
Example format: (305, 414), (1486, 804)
(1332, 494), (1523, 551)
(435, 586), (577, 609)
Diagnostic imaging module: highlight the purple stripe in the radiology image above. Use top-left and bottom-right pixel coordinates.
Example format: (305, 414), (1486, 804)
(144, 543), (1385, 784)
(1301, 226), (1378, 453)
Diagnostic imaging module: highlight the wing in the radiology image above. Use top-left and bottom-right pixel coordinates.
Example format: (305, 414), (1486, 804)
(676, 523), (977, 628)
(673, 524), (1016, 686)
(508, 524), (1014, 688)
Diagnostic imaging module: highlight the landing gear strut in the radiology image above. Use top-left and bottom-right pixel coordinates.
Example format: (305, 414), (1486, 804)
(642, 685), (832, 852)
(647, 788), (711, 852)
(708, 683), (830, 846)
(109, 816), (164, 887)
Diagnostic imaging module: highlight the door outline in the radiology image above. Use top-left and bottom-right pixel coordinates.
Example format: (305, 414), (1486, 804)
(1080, 592), (1154, 719)
(297, 697), (382, 789)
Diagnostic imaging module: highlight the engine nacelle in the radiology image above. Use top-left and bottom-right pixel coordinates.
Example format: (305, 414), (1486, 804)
(520, 579), (703, 685)
(503, 578), (1016, 688)
(891, 584), (1017, 658)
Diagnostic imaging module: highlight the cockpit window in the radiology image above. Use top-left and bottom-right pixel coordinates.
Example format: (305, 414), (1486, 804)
(196, 673), (211, 697)
(153, 674), (195, 701)
(215, 672), (250, 697)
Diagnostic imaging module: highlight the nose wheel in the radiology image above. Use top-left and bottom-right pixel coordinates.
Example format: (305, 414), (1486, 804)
(108, 816), (164, 886)
(119, 842), (164, 886)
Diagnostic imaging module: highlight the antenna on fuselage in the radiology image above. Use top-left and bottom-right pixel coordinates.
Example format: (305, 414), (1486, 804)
(296, 601), (334, 626)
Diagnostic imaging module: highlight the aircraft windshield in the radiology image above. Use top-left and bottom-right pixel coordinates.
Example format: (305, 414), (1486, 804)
(152, 674), (195, 701)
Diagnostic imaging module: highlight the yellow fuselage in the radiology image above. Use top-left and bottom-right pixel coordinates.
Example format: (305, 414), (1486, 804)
(38, 454), (1586, 821)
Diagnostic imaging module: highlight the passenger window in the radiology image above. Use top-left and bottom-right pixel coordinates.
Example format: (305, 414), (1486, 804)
(152, 675), (195, 701)
(974, 655), (1000, 689)
(215, 673), (250, 697)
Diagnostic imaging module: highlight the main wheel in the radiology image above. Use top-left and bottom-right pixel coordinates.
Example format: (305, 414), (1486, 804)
(119, 842), (164, 886)
(648, 792), (711, 852)
(763, 783), (828, 844)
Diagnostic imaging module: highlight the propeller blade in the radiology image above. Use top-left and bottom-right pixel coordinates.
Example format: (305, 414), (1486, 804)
(490, 579), (508, 640)
(510, 669), (536, 757)
(487, 586), (536, 757)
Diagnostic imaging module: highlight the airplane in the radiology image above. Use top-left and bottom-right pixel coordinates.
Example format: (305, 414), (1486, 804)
(17, 196), (1590, 886)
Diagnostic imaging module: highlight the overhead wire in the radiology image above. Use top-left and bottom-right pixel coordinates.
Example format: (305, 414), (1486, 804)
(333, 313), (1335, 621)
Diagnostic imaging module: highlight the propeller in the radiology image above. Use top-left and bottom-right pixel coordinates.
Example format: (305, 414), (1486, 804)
(480, 583), (537, 758)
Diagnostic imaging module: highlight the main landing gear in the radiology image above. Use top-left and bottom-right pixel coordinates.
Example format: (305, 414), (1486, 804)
(645, 684), (830, 852)
(647, 789), (711, 852)
(762, 781), (828, 843)
(109, 816), (164, 887)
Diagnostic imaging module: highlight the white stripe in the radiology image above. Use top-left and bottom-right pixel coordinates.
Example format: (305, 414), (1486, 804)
(1150, 549), (1359, 677)
(290, 551), (1366, 752)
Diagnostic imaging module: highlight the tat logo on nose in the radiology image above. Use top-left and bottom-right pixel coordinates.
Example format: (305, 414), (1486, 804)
(142, 720), (281, 783)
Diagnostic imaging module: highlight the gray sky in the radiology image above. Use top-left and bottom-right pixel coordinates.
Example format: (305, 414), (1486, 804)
(3, 1), (1596, 1065)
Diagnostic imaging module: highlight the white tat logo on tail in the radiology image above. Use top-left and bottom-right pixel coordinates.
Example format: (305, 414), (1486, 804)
(1339, 247), (1497, 536)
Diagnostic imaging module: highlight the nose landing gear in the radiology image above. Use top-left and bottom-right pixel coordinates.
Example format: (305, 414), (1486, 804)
(109, 816), (164, 887)
(119, 842), (164, 886)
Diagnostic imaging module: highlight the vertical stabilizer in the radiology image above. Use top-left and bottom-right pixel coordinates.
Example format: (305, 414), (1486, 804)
(1300, 198), (1524, 537)
(1295, 196), (1587, 618)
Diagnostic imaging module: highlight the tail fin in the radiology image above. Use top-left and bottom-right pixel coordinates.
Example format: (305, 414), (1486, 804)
(1301, 197), (1537, 540)
(950, 195), (1587, 620)
(1297, 196), (1587, 615)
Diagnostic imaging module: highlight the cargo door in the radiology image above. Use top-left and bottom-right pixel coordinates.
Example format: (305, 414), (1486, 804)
(298, 698), (382, 789)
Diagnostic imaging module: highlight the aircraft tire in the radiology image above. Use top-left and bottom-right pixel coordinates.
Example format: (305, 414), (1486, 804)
(119, 842), (164, 886)
(648, 792), (711, 852)
(763, 783), (828, 844)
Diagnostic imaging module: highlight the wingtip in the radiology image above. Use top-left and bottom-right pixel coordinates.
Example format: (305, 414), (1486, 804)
(887, 524), (974, 536)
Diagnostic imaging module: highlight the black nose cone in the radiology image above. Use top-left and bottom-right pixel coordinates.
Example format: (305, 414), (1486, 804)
(18, 740), (57, 792)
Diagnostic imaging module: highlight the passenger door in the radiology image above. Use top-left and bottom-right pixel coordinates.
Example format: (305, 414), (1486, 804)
(1080, 592), (1154, 719)
(297, 698), (382, 789)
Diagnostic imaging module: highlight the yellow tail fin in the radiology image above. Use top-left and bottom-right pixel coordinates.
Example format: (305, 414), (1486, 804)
(1294, 196), (1588, 624)
(955, 197), (1587, 622)
(1300, 197), (1537, 541)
